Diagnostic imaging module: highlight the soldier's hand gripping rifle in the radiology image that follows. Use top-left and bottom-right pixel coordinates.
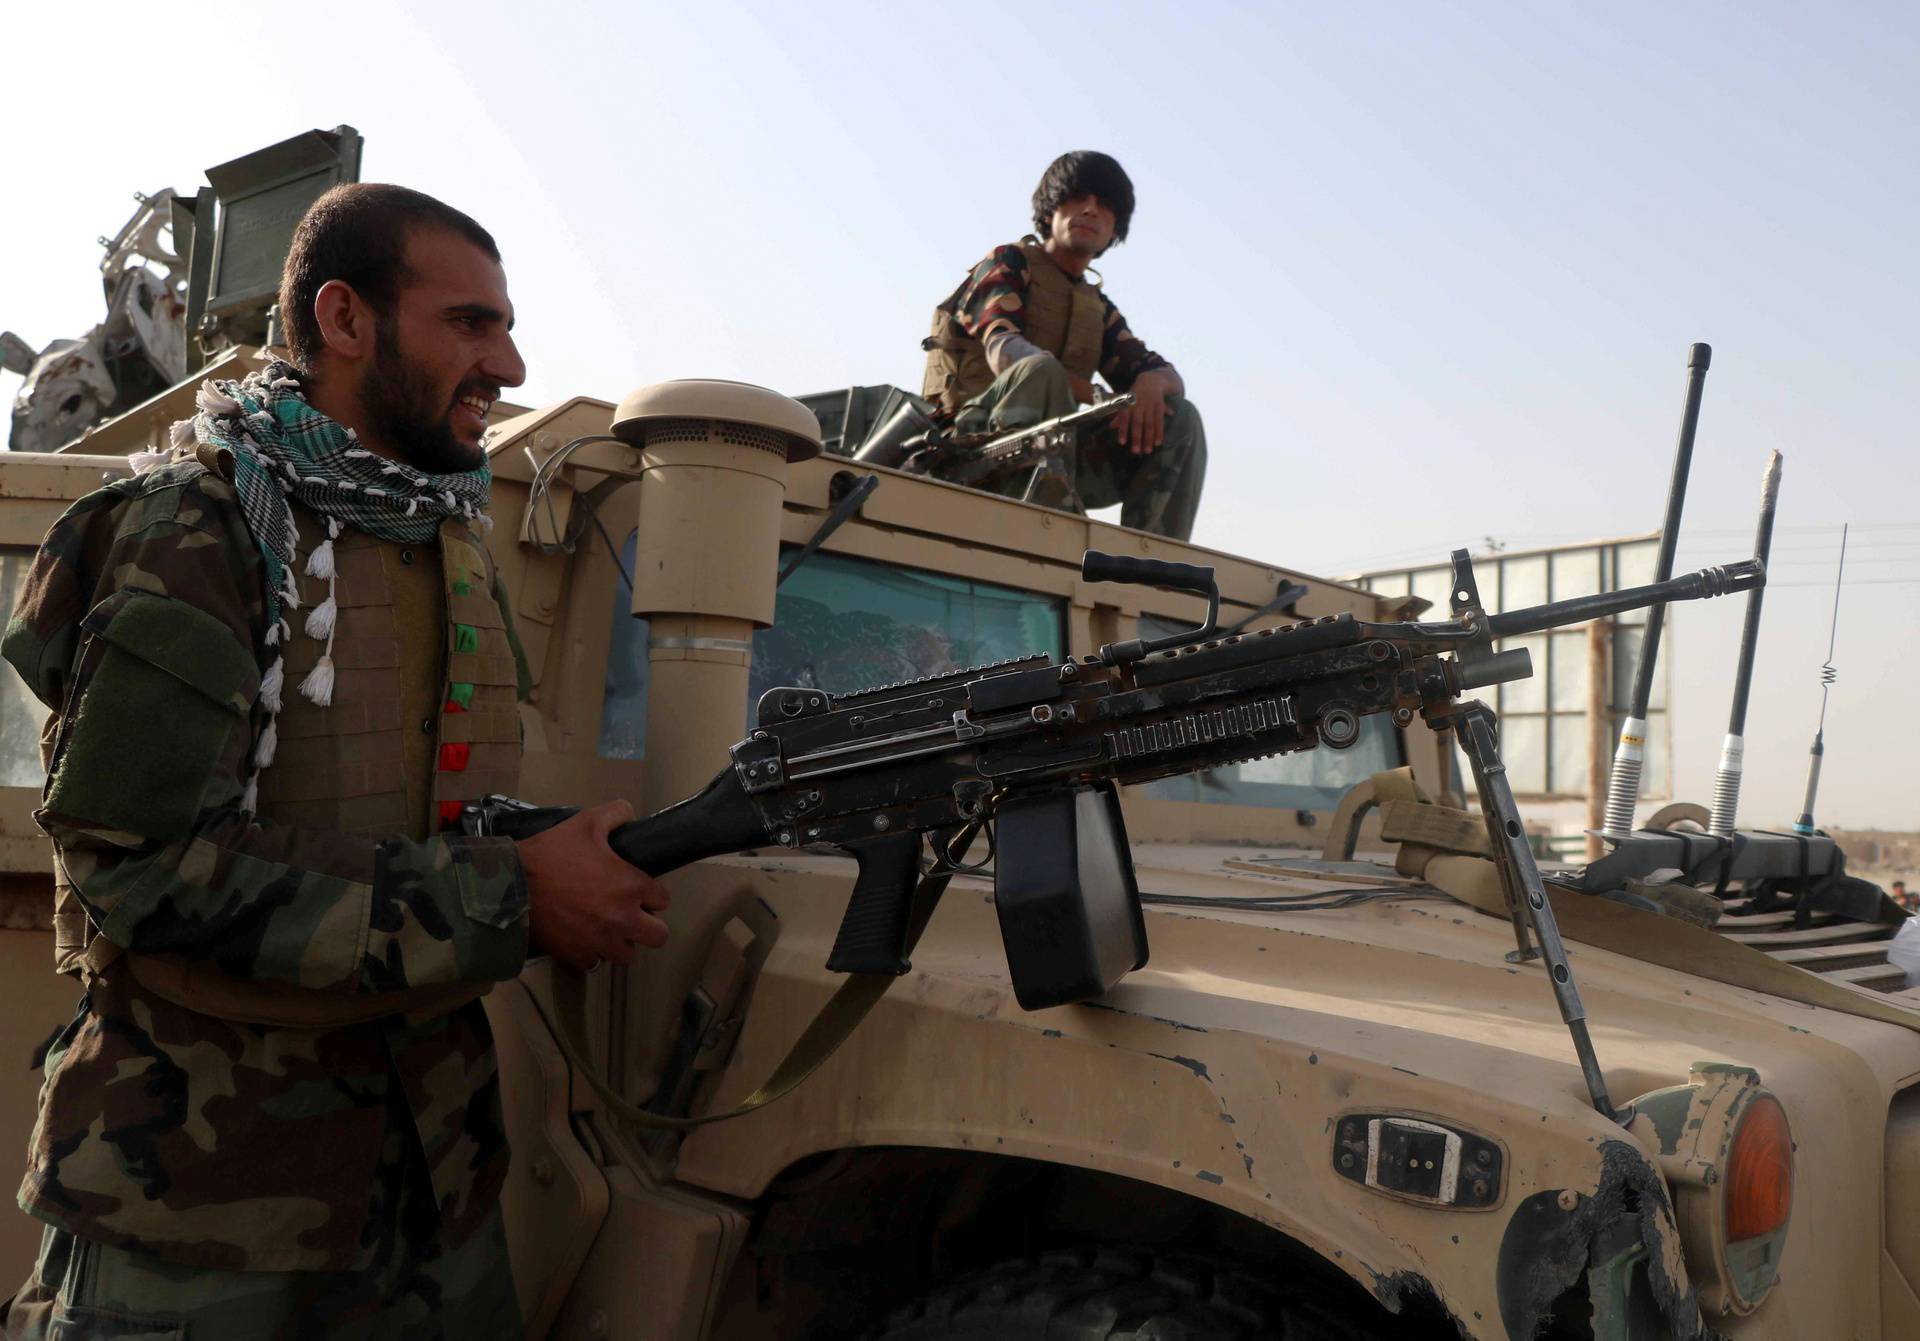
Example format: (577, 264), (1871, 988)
(475, 548), (1760, 1095)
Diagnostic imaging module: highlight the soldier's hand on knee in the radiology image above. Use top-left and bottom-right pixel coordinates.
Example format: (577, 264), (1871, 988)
(518, 800), (673, 969)
(1118, 372), (1171, 455)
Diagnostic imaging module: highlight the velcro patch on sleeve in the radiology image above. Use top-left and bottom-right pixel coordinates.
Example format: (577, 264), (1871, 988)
(47, 590), (256, 839)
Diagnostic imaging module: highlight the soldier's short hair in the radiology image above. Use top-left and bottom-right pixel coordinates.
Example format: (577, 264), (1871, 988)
(278, 183), (500, 372)
(1031, 151), (1136, 250)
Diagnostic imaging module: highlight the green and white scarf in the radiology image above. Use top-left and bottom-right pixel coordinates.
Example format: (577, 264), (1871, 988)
(147, 358), (495, 810)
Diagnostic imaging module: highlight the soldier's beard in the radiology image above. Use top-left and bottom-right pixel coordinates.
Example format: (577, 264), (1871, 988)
(361, 319), (485, 475)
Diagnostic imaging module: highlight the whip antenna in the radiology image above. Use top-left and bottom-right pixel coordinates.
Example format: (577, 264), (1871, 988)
(1791, 523), (1848, 835)
(1708, 451), (1783, 835)
(1602, 343), (1712, 840)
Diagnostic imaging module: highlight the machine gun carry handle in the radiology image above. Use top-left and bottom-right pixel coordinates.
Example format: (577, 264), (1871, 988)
(1081, 550), (1214, 597)
(1082, 550), (1222, 663)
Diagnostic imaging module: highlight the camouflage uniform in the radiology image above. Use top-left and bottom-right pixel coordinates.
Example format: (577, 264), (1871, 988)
(1, 460), (529, 1337)
(938, 244), (1207, 540)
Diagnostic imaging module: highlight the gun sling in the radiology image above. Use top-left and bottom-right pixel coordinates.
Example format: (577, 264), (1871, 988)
(530, 843), (968, 1131)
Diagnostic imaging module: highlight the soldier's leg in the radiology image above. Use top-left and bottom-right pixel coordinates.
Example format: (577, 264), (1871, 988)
(951, 354), (1077, 436)
(950, 356), (1084, 511)
(298, 1207), (519, 1341)
(3, 1224), (74, 1339)
(1118, 396), (1208, 540)
(297, 1093), (521, 1341)
(2, 1109), (519, 1340)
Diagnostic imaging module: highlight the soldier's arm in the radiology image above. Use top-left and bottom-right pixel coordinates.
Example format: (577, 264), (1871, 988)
(954, 246), (1046, 376)
(6, 473), (528, 994)
(1096, 295), (1179, 396)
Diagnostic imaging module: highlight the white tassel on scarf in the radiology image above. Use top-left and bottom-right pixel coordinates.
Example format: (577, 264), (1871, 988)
(299, 655), (336, 706)
(306, 517), (339, 580)
(195, 381), (240, 416)
(259, 657), (285, 713)
(303, 596), (337, 640)
(296, 516), (341, 706)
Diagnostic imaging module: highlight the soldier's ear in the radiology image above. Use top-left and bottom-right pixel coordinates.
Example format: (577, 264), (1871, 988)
(312, 280), (377, 363)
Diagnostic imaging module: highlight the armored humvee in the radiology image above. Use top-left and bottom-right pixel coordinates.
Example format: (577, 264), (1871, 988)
(3, 347), (1920, 1341)
(5, 130), (1920, 1341)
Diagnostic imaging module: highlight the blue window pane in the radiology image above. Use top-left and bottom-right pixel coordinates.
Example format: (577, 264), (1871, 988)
(0, 553), (46, 787)
(751, 549), (1063, 701)
(1133, 613), (1403, 810)
(599, 533), (650, 760)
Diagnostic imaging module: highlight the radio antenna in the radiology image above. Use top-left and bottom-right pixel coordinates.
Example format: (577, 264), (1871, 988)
(1602, 343), (1712, 840)
(1708, 451), (1783, 835)
(1791, 523), (1848, 835)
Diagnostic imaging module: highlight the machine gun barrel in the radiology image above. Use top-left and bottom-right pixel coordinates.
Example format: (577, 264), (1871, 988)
(1481, 558), (1763, 640)
(979, 392), (1134, 459)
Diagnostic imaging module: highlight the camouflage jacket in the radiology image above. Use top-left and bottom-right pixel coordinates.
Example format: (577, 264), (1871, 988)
(1, 459), (530, 1272)
(944, 243), (1173, 392)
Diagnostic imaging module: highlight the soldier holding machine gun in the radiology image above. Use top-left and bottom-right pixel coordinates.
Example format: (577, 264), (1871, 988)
(920, 151), (1208, 539)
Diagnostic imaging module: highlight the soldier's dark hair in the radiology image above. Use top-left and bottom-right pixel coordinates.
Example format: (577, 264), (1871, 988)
(1031, 151), (1135, 250)
(278, 183), (500, 372)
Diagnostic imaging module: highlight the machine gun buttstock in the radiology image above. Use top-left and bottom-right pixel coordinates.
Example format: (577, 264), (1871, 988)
(465, 766), (772, 876)
(604, 766), (771, 875)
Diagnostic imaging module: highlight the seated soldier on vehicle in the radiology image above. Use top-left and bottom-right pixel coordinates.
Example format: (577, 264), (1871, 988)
(921, 150), (1206, 540)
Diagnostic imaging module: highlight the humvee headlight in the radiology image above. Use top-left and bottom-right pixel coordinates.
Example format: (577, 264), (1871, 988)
(1629, 1064), (1791, 1317)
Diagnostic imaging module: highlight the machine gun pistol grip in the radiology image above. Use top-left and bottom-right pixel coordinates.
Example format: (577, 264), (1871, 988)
(825, 832), (924, 975)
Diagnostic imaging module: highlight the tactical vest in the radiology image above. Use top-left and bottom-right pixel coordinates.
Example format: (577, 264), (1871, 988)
(922, 239), (1106, 416)
(55, 489), (524, 1027)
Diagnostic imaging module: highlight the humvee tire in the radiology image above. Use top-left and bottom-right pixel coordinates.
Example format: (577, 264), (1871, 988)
(864, 1246), (1404, 1340)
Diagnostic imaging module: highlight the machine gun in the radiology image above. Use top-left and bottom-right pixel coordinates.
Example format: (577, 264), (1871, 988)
(474, 546), (1762, 1120)
(855, 395), (1134, 507)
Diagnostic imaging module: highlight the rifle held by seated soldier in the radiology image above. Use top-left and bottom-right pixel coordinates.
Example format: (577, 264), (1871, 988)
(856, 394), (1135, 507)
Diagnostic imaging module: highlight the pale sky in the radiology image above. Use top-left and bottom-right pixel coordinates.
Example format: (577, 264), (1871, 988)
(2, 0), (1914, 829)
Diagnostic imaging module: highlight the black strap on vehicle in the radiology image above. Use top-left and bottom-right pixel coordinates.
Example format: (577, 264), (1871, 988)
(528, 830), (970, 1131)
(778, 474), (880, 588)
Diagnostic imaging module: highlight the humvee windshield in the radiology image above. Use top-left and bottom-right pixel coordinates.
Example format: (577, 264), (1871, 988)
(600, 536), (1065, 762)
(599, 538), (1400, 814)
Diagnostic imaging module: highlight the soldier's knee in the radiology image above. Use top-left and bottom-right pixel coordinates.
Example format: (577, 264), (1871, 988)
(1163, 397), (1206, 457)
(1008, 354), (1072, 395)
